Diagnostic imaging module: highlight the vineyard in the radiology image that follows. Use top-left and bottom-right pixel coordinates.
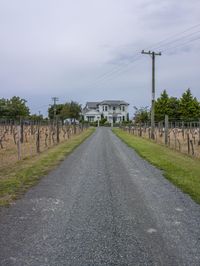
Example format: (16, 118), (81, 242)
(0, 122), (86, 170)
(122, 122), (200, 158)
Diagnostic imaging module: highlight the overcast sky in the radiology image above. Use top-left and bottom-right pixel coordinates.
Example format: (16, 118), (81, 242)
(0, 0), (200, 117)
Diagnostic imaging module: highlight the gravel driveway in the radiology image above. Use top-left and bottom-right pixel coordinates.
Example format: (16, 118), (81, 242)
(0, 127), (200, 265)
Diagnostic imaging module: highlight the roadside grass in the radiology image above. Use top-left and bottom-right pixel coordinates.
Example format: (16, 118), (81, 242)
(0, 128), (95, 206)
(113, 128), (200, 204)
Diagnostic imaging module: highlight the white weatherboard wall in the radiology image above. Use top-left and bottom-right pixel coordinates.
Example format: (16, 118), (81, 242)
(84, 110), (100, 122)
(83, 101), (129, 123)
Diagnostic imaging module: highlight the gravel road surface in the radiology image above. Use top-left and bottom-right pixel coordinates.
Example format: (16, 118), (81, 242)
(0, 128), (200, 265)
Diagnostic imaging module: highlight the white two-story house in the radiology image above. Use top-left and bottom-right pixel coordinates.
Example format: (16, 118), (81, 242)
(83, 100), (129, 123)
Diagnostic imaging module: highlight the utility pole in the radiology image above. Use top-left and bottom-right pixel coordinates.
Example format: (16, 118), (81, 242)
(52, 97), (59, 120)
(141, 50), (161, 139)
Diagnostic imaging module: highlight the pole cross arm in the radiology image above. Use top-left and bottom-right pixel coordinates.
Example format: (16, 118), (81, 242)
(141, 50), (162, 56)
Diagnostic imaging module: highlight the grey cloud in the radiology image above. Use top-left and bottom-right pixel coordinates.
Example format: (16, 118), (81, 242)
(0, 0), (199, 117)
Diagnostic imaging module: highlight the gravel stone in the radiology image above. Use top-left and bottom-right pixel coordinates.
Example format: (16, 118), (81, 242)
(0, 128), (200, 265)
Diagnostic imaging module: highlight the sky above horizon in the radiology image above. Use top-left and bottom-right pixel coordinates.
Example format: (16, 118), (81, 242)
(0, 0), (200, 117)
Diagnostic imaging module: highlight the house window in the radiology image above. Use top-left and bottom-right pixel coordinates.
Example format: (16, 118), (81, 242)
(122, 106), (125, 111)
(105, 106), (108, 111)
(123, 116), (125, 121)
(113, 107), (116, 111)
(87, 116), (94, 122)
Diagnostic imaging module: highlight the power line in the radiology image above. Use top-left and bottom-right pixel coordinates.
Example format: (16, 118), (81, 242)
(103, 23), (200, 81)
(147, 23), (200, 51)
(153, 30), (200, 51)
(162, 35), (200, 53)
(102, 24), (200, 75)
(87, 23), (200, 89)
(92, 55), (141, 86)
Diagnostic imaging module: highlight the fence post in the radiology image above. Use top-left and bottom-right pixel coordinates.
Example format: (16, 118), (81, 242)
(20, 119), (24, 143)
(181, 121), (184, 139)
(139, 123), (142, 137)
(190, 140), (194, 155)
(36, 127), (40, 153)
(17, 125), (21, 160)
(148, 127), (151, 139)
(164, 115), (168, 145)
(57, 121), (60, 143)
(187, 132), (190, 154)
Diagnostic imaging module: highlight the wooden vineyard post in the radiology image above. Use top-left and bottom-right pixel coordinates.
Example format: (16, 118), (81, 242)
(168, 135), (170, 147)
(139, 124), (142, 137)
(148, 127), (151, 139)
(20, 119), (24, 143)
(190, 140), (194, 156)
(164, 115), (169, 145)
(17, 125), (21, 160)
(56, 121), (60, 143)
(36, 127), (40, 153)
(177, 139), (181, 151)
(174, 130), (177, 150)
(187, 132), (190, 155)
(45, 129), (48, 147)
(182, 122), (184, 139)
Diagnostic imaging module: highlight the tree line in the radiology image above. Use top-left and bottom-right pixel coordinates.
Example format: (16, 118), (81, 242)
(48, 101), (81, 122)
(0, 96), (82, 122)
(134, 88), (200, 123)
(1, 89), (199, 123)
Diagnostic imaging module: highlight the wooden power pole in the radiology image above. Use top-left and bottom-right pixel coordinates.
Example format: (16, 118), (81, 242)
(141, 50), (161, 139)
(52, 97), (59, 120)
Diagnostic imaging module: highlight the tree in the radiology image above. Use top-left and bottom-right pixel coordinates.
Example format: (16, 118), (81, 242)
(60, 101), (81, 122)
(179, 88), (200, 121)
(48, 104), (64, 120)
(155, 90), (170, 121)
(0, 98), (8, 118)
(48, 101), (82, 122)
(60, 102), (71, 120)
(155, 90), (180, 121)
(29, 114), (43, 122)
(69, 101), (82, 121)
(0, 96), (29, 120)
(133, 106), (150, 124)
(167, 97), (180, 121)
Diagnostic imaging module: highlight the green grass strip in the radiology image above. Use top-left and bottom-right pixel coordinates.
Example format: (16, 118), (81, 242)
(113, 128), (200, 204)
(0, 128), (95, 206)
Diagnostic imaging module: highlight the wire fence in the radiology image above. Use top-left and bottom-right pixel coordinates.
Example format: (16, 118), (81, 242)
(121, 120), (200, 158)
(0, 120), (88, 170)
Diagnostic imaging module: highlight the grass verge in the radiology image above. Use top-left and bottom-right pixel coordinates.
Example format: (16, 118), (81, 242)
(0, 128), (95, 206)
(113, 128), (200, 204)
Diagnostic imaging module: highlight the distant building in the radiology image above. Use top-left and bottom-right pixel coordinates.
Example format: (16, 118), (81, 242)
(82, 100), (129, 123)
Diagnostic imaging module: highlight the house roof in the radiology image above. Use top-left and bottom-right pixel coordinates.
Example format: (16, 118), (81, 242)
(83, 101), (129, 113)
(86, 102), (100, 108)
(82, 102), (99, 114)
(99, 100), (129, 106)
(84, 109), (100, 115)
